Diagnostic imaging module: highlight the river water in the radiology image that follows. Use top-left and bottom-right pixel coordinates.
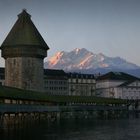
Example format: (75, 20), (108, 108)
(0, 118), (140, 140)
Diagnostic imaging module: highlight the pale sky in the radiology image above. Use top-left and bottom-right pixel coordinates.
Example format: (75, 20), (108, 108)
(0, 0), (140, 66)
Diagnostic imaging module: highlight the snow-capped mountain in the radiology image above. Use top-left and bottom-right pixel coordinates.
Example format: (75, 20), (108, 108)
(44, 48), (140, 72)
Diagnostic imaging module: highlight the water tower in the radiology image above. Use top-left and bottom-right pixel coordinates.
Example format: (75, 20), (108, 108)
(1, 10), (49, 92)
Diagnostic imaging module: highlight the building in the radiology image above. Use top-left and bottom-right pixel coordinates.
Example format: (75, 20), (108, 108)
(117, 80), (140, 99)
(67, 73), (96, 96)
(1, 10), (49, 92)
(96, 72), (140, 99)
(44, 69), (68, 95)
(0, 68), (96, 96)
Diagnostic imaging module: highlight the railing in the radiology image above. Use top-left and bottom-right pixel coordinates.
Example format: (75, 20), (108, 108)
(0, 104), (128, 113)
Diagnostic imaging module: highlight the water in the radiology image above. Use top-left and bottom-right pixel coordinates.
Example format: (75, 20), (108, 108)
(0, 118), (140, 140)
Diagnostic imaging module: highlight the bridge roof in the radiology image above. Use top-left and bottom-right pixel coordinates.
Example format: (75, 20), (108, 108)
(0, 86), (127, 104)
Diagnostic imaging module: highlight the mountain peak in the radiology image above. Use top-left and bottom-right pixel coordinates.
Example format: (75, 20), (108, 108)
(72, 48), (90, 54)
(73, 48), (81, 53)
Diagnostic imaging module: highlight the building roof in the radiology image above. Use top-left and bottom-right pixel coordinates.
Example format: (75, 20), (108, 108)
(1, 9), (49, 50)
(118, 80), (140, 87)
(118, 81), (134, 87)
(67, 73), (94, 79)
(97, 72), (139, 81)
(44, 69), (67, 78)
(0, 68), (67, 80)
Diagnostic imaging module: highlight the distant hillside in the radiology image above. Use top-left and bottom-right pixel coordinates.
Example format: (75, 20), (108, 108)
(44, 48), (140, 77)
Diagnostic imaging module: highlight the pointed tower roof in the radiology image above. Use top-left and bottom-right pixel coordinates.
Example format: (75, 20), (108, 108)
(1, 9), (49, 50)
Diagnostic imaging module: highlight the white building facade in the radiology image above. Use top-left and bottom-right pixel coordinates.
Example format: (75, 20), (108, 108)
(96, 72), (140, 99)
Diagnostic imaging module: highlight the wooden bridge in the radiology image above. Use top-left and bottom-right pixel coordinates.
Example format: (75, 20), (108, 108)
(0, 86), (139, 121)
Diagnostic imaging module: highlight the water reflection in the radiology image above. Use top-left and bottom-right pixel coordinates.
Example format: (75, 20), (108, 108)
(0, 118), (140, 140)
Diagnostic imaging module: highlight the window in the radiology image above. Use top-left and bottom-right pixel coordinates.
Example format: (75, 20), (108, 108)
(13, 59), (16, 65)
(73, 79), (76, 83)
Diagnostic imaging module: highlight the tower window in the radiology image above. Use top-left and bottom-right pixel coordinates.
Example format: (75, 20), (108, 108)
(13, 59), (16, 65)
(28, 60), (30, 66)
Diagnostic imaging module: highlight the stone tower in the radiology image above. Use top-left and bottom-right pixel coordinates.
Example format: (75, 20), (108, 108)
(1, 10), (49, 92)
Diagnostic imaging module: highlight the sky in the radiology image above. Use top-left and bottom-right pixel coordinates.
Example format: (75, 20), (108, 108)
(0, 0), (140, 66)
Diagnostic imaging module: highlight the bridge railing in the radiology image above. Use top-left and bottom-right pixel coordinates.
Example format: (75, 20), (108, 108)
(0, 104), (128, 114)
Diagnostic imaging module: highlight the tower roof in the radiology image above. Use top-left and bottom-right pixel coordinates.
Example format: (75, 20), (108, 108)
(1, 9), (49, 50)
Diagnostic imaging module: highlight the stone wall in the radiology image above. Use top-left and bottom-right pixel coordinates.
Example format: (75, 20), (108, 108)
(5, 57), (44, 92)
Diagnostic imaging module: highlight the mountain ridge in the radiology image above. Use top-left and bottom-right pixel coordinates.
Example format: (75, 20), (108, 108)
(44, 48), (140, 77)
